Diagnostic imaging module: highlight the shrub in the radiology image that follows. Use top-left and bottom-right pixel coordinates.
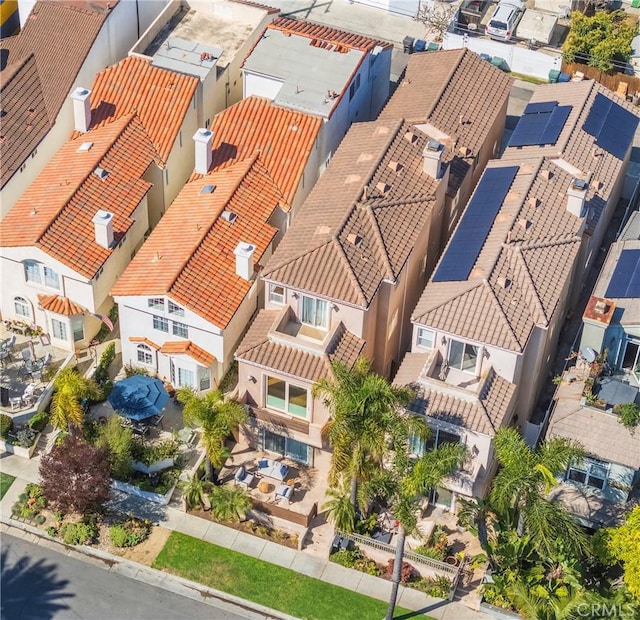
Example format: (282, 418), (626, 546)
(131, 439), (179, 466)
(109, 517), (151, 548)
(414, 544), (447, 561)
(94, 342), (116, 386)
(615, 403), (640, 430)
(60, 521), (96, 546)
(46, 526), (58, 537)
(0, 414), (12, 439)
(385, 559), (417, 583)
(28, 411), (49, 432)
(210, 486), (252, 523)
(15, 427), (37, 448)
(95, 415), (133, 480)
(331, 549), (381, 575)
(410, 575), (451, 599)
(123, 364), (149, 378)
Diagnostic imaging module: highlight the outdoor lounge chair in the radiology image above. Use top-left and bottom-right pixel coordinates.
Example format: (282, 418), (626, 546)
(257, 458), (289, 481)
(234, 466), (255, 489)
(275, 484), (293, 504)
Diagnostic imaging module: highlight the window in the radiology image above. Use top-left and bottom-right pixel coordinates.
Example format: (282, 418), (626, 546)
(349, 73), (361, 101)
(268, 283), (285, 305)
(266, 377), (308, 418)
(410, 427), (460, 456)
(416, 328), (435, 349)
(43, 266), (60, 289)
(301, 296), (328, 329)
(262, 430), (311, 465)
(168, 300), (184, 316)
(24, 261), (42, 285)
(177, 367), (195, 388)
(148, 298), (164, 311)
(153, 315), (169, 332)
(51, 318), (67, 341)
(172, 321), (188, 338)
(14, 296), (30, 318)
(71, 316), (84, 342)
(137, 344), (153, 365)
(199, 367), (211, 391)
(567, 458), (610, 491)
(448, 339), (479, 373)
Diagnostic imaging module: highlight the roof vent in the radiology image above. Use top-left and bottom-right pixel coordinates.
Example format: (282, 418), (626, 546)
(497, 276), (511, 290)
(517, 218), (532, 230)
(404, 131), (417, 144)
(388, 160), (402, 173)
(529, 197), (540, 208)
(540, 169), (552, 181)
(571, 178), (589, 191)
(78, 142), (94, 152)
(376, 182), (391, 194)
(427, 139), (441, 152)
(315, 225), (331, 235)
(344, 174), (361, 184)
(220, 210), (237, 223)
(347, 233), (363, 247)
(200, 184), (216, 194)
(594, 300), (609, 315)
(458, 146), (472, 157)
(357, 152), (373, 163)
(567, 178), (589, 218)
(94, 167), (109, 180)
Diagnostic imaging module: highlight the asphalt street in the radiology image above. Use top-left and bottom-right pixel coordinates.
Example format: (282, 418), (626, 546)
(1, 534), (252, 620)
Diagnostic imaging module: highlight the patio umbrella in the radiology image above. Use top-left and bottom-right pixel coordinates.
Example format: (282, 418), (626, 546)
(108, 375), (169, 421)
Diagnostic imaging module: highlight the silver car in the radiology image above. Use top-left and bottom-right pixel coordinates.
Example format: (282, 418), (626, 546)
(485, 0), (524, 41)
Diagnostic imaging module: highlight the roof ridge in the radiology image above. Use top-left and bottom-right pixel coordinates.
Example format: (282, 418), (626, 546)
(416, 279), (482, 321)
(509, 246), (548, 325)
(477, 368), (498, 434)
(424, 48), (466, 120)
(167, 156), (260, 293)
(482, 278), (524, 351)
(332, 237), (369, 306)
(360, 202), (395, 280)
(34, 113), (139, 246)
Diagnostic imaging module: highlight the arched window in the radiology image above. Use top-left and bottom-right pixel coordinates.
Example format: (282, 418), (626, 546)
(14, 296), (30, 318)
(137, 344), (153, 366)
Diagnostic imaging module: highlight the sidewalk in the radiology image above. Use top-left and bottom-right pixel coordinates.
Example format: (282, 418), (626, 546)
(1, 452), (492, 619)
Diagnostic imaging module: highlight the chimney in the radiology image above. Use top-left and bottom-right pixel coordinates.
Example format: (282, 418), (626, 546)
(193, 128), (213, 175)
(234, 242), (256, 281)
(92, 210), (114, 249)
(566, 178), (588, 217)
(71, 87), (91, 133)
(423, 140), (443, 180)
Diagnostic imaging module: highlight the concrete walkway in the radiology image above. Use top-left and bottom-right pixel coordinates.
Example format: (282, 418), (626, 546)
(1, 451), (492, 619)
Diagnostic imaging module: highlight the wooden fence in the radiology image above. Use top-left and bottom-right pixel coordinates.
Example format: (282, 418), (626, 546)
(252, 498), (318, 527)
(561, 61), (640, 98)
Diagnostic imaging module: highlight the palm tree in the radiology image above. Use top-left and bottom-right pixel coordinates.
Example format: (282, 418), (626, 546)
(383, 440), (468, 620)
(182, 474), (207, 510)
(177, 388), (247, 481)
(210, 486), (252, 522)
(322, 484), (356, 533)
(489, 428), (587, 559)
(313, 358), (425, 509)
(50, 368), (100, 432)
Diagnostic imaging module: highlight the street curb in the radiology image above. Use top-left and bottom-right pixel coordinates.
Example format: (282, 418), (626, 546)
(1, 516), (297, 620)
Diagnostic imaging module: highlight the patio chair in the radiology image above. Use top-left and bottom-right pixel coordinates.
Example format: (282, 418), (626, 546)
(234, 466), (255, 489)
(21, 349), (32, 363)
(3, 335), (16, 351)
(275, 484), (293, 505)
(42, 352), (52, 367)
(9, 396), (22, 411)
(22, 383), (36, 405)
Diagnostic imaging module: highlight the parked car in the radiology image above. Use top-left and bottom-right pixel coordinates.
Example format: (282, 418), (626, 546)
(485, 0), (524, 41)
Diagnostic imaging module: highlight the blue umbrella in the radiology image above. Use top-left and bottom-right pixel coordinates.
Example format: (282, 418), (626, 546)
(108, 375), (169, 421)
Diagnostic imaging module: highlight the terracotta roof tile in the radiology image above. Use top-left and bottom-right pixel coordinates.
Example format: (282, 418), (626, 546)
(0, 114), (155, 278)
(394, 353), (516, 435)
(84, 56), (199, 164)
(265, 16), (392, 52)
(262, 118), (438, 306)
(129, 336), (160, 350)
(235, 309), (365, 381)
(0, 0), (112, 187)
(159, 340), (216, 366)
(380, 49), (512, 154)
(194, 96), (322, 207)
(37, 294), (86, 316)
(112, 157), (282, 329)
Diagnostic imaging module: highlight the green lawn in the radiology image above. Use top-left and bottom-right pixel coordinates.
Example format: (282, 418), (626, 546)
(153, 531), (427, 620)
(0, 473), (15, 499)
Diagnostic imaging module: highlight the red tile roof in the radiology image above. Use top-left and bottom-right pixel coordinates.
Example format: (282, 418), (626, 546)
(264, 16), (391, 53)
(129, 336), (161, 350)
(112, 157), (282, 329)
(194, 96), (321, 208)
(159, 341), (216, 366)
(0, 0), (112, 187)
(0, 114), (155, 278)
(37, 294), (86, 316)
(85, 56), (199, 165)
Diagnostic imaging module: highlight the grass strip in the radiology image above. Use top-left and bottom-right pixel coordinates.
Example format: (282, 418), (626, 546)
(153, 531), (429, 619)
(0, 473), (15, 499)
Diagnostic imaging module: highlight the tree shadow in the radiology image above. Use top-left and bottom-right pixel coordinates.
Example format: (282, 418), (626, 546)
(1, 546), (73, 619)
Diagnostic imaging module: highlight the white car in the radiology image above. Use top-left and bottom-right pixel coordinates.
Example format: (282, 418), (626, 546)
(485, 0), (524, 41)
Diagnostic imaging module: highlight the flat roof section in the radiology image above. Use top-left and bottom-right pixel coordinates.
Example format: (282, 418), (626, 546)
(243, 28), (365, 118)
(144, 6), (259, 77)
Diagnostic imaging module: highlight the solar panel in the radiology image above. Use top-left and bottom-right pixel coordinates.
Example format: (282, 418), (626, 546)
(524, 101), (558, 114)
(433, 166), (519, 282)
(509, 102), (572, 147)
(583, 93), (639, 160)
(604, 249), (640, 298)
